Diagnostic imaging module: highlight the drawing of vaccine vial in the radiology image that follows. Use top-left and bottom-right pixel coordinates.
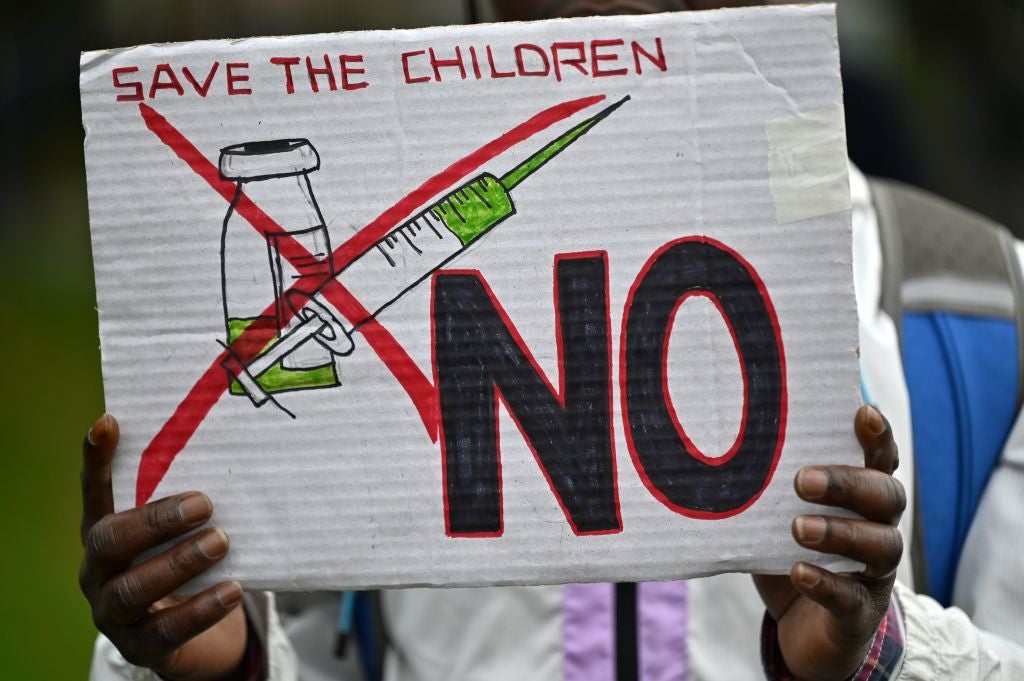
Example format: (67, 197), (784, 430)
(218, 139), (340, 395)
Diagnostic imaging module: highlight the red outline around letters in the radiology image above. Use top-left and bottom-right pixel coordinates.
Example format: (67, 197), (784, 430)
(553, 251), (622, 535)
(433, 258), (621, 538)
(432, 271), (504, 538)
(660, 291), (748, 467)
(619, 236), (787, 521)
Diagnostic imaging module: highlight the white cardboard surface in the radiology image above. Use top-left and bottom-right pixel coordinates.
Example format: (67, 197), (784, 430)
(81, 4), (861, 590)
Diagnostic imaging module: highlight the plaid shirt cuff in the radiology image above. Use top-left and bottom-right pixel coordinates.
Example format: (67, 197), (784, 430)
(761, 597), (906, 681)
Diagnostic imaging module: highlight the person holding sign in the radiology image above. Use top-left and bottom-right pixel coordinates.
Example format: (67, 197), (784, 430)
(81, 1), (1024, 681)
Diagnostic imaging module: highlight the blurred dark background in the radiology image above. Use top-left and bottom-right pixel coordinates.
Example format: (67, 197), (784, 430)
(1, 1), (1021, 678)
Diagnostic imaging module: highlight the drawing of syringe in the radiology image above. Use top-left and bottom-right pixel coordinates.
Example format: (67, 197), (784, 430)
(222, 95), (630, 413)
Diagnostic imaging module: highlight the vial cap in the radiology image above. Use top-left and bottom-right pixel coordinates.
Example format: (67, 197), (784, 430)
(219, 139), (320, 181)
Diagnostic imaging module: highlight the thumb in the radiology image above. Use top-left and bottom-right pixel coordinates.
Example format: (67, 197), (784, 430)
(752, 574), (798, 620)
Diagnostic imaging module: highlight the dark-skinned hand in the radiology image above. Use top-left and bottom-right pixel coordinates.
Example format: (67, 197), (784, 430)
(753, 405), (906, 681)
(79, 414), (248, 681)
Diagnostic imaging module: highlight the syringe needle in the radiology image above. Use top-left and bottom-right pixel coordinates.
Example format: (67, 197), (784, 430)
(500, 95), (631, 191)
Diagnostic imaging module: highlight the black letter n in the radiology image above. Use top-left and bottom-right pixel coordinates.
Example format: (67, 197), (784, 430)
(432, 254), (620, 537)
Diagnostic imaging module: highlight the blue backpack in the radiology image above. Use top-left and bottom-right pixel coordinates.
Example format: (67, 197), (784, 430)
(871, 178), (1024, 606)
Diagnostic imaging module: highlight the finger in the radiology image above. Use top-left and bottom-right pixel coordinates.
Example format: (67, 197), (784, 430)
(793, 516), (903, 579)
(134, 581), (244, 665)
(84, 492), (213, 581)
(81, 414), (119, 543)
(855, 405), (898, 474)
(795, 466), (906, 525)
(97, 528), (230, 626)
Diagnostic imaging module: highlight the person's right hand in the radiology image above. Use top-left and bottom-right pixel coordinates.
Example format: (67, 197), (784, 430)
(79, 414), (249, 681)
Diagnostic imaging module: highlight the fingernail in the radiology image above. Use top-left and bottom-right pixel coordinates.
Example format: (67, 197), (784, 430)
(795, 516), (827, 543)
(796, 563), (821, 588)
(796, 469), (828, 500)
(215, 581), (243, 607)
(197, 528), (229, 559)
(866, 406), (886, 435)
(87, 414), (112, 446)
(178, 493), (213, 524)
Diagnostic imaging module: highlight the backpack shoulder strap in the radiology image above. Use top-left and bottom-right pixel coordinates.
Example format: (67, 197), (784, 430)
(869, 177), (1024, 605)
(872, 178), (1024, 382)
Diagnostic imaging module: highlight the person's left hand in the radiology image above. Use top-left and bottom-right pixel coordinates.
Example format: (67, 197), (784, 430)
(753, 404), (906, 681)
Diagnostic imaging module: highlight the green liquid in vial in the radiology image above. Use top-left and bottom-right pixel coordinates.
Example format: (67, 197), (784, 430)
(227, 317), (339, 396)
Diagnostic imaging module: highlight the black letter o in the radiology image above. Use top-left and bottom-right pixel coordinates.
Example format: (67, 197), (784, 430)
(621, 237), (787, 518)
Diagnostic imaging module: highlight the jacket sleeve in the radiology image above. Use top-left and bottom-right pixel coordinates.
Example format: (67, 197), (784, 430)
(940, 405), (1024, 679)
(894, 400), (1024, 680)
(892, 580), (1022, 680)
(88, 592), (300, 681)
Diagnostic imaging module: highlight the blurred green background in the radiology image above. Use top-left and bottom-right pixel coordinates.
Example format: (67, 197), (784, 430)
(1, 1), (1020, 678)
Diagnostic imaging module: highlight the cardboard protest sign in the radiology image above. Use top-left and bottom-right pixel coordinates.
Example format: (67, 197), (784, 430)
(80, 4), (860, 590)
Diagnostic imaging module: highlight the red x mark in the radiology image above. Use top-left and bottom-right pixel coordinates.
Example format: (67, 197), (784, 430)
(133, 94), (608, 505)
